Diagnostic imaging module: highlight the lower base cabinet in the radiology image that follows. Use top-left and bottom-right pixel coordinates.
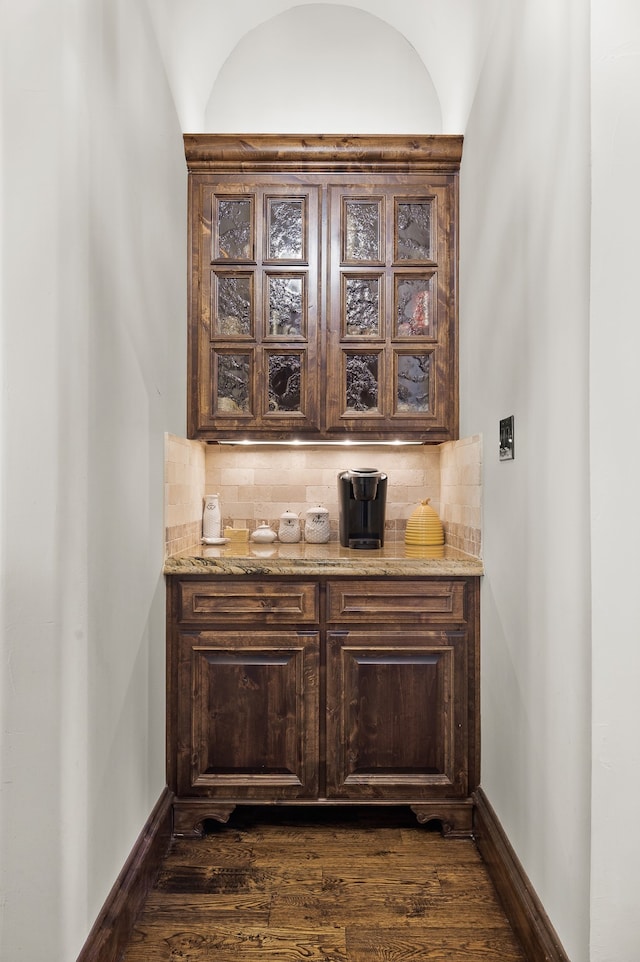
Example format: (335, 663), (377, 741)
(166, 575), (479, 837)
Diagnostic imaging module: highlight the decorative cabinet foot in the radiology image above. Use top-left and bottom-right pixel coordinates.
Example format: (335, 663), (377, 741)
(172, 801), (236, 837)
(410, 801), (474, 837)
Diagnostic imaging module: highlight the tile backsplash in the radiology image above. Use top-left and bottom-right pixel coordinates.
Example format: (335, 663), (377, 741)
(164, 435), (482, 558)
(164, 434), (206, 557)
(439, 435), (483, 557)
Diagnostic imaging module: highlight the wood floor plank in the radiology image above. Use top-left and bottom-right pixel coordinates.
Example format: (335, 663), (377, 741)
(435, 867), (502, 897)
(155, 863), (323, 893)
(257, 853), (442, 878)
(399, 831), (486, 863)
(270, 891), (521, 929)
(167, 839), (258, 866)
(140, 891), (271, 920)
(347, 926), (526, 961)
(244, 832), (407, 857)
(320, 866), (442, 888)
(124, 923), (348, 962)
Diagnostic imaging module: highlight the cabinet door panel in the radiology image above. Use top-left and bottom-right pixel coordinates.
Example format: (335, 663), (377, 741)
(177, 630), (319, 798)
(326, 630), (468, 799)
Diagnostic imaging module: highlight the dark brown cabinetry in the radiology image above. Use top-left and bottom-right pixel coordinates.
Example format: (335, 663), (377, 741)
(184, 135), (462, 441)
(167, 575), (479, 837)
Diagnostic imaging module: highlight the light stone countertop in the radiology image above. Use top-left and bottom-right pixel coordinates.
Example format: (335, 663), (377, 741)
(164, 541), (484, 577)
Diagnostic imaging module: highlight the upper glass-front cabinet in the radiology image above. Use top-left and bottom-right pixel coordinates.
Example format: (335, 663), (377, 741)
(185, 135), (462, 441)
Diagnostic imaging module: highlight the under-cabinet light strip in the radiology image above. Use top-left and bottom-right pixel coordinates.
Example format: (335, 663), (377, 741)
(216, 439), (424, 446)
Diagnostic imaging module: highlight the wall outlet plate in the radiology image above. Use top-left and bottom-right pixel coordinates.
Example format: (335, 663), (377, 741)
(500, 416), (515, 460)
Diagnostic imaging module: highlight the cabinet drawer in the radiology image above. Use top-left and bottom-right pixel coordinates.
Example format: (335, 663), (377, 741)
(178, 580), (319, 625)
(327, 579), (467, 624)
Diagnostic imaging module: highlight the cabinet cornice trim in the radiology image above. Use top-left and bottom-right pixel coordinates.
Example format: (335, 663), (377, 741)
(184, 134), (463, 173)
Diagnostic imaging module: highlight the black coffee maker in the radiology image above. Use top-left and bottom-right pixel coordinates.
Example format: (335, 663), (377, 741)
(338, 468), (388, 549)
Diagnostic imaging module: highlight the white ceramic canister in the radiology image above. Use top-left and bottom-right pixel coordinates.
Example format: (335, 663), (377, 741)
(278, 509), (301, 543)
(304, 505), (330, 543)
(202, 493), (221, 540)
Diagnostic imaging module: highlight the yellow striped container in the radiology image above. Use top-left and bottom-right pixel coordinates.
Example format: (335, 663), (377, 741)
(404, 499), (444, 547)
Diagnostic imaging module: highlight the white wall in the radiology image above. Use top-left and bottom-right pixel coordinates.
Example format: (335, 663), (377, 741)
(0, 0), (185, 958)
(459, 1), (592, 959)
(590, 2), (640, 959)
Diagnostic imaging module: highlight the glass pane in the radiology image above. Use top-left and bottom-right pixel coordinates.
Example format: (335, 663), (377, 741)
(268, 200), (304, 259)
(396, 277), (434, 337)
(215, 354), (250, 414)
(216, 198), (252, 260)
(215, 275), (252, 336)
(396, 354), (431, 413)
(268, 276), (304, 336)
(345, 201), (380, 261)
(268, 354), (302, 412)
(344, 276), (380, 337)
(345, 354), (379, 412)
(396, 201), (432, 260)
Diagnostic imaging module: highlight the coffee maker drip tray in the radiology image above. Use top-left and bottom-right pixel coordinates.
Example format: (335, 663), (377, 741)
(348, 536), (382, 550)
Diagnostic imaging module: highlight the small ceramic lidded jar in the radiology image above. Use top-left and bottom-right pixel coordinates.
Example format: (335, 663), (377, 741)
(304, 505), (330, 543)
(278, 509), (301, 543)
(250, 522), (277, 543)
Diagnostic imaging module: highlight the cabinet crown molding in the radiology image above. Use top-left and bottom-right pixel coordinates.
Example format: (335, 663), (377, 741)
(183, 134), (463, 173)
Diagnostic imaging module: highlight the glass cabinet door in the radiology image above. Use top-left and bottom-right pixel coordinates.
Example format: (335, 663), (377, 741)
(193, 183), (320, 436)
(326, 180), (454, 438)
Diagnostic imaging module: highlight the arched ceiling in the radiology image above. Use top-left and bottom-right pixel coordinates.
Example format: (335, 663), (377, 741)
(204, 5), (442, 133)
(146, 0), (502, 132)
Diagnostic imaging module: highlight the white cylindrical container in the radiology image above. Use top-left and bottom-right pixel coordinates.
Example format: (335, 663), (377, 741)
(278, 510), (301, 543)
(202, 493), (221, 541)
(304, 505), (330, 543)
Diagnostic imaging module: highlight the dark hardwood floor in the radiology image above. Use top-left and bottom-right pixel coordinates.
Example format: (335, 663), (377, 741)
(121, 806), (527, 962)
